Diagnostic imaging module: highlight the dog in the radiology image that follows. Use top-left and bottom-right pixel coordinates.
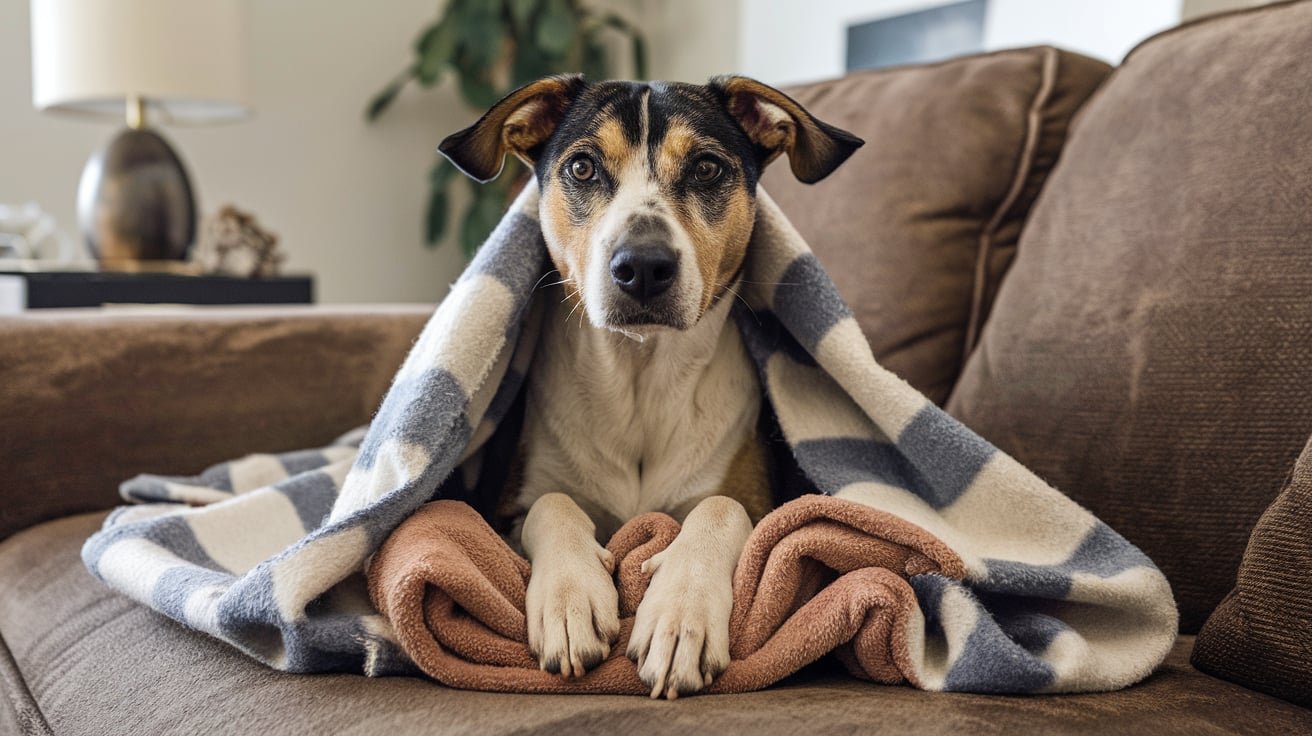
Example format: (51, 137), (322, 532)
(438, 75), (861, 699)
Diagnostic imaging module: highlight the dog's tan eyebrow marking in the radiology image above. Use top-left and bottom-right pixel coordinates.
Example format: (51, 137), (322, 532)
(653, 118), (733, 184)
(582, 87), (653, 173)
(655, 119), (696, 181)
(593, 118), (632, 169)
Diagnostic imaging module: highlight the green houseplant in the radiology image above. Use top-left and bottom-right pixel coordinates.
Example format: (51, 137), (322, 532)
(366, 0), (647, 256)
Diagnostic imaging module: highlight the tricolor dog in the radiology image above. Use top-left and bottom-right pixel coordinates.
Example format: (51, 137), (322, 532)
(439, 75), (862, 699)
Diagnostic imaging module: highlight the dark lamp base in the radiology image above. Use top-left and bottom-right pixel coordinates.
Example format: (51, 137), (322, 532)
(77, 127), (197, 262)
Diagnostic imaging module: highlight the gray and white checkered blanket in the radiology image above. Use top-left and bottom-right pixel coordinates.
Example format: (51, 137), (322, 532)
(82, 183), (1177, 692)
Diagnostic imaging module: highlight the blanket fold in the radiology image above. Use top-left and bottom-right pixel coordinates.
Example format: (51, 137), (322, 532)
(81, 182), (1178, 694)
(367, 495), (965, 694)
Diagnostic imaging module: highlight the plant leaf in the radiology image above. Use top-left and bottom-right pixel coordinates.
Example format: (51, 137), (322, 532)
(413, 20), (440, 55)
(415, 18), (458, 85)
(431, 160), (459, 186)
(508, 0), (538, 30)
(425, 189), (449, 245)
(365, 69), (413, 121)
(455, 65), (502, 109)
(593, 13), (634, 34)
(581, 33), (607, 82)
(536, 0), (577, 56)
(426, 161), (462, 244)
(460, 179), (509, 257)
(631, 34), (648, 81)
(456, 5), (506, 70)
(511, 44), (557, 87)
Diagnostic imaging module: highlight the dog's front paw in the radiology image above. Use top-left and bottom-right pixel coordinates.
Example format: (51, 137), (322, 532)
(626, 547), (734, 699)
(525, 541), (620, 678)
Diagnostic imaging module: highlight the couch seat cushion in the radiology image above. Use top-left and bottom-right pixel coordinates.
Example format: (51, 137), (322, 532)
(3, 513), (1310, 735)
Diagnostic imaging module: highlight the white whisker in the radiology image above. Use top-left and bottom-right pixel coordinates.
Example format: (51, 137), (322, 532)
(564, 288), (585, 327)
(737, 279), (800, 287)
(530, 269), (561, 292)
(724, 285), (761, 326)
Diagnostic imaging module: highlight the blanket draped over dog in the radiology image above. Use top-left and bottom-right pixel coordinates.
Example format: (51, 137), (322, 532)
(82, 183), (1177, 694)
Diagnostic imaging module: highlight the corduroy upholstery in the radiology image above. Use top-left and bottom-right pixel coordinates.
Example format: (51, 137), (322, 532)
(1192, 433), (1312, 707)
(763, 47), (1111, 405)
(946, 0), (1312, 633)
(0, 305), (430, 541)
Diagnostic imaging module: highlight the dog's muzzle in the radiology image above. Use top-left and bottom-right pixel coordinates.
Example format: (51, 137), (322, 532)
(602, 215), (685, 328)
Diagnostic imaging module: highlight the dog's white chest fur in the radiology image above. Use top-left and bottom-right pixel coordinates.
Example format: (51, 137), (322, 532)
(516, 286), (760, 535)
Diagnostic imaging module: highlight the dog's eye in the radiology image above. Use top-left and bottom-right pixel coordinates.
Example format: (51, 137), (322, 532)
(692, 157), (723, 184)
(568, 156), (596, 182)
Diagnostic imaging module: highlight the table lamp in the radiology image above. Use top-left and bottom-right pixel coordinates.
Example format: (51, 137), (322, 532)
(30, 0), (250, 265)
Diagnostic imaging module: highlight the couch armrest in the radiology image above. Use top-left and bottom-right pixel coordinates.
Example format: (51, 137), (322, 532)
(0, 304), (430, 540)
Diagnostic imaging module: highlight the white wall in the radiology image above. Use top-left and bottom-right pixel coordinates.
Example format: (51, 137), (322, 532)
(1, 0), (1269, 305)
(640, 0), (742, 83)
(983, 0), (1180, 63)
(738, 0), (1280, 86)
(741, 0), (936, 86)
(1, 0), (475, 304)
(740, 0), (1189, 86)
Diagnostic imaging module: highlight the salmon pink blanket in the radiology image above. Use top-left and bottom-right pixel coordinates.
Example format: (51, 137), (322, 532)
(367, 496), (964, 694)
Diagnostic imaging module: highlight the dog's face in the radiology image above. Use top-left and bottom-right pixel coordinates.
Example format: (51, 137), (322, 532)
(440, 76), (862, 332)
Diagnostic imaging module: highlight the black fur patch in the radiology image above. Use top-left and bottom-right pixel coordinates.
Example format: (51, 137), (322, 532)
(536, 81), (763, 221)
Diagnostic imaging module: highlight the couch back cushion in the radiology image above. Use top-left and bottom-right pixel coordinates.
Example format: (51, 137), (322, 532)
(0, 307), (429, 540)
(762, 47), (1111, 404)
(946, 1), (1312, 632)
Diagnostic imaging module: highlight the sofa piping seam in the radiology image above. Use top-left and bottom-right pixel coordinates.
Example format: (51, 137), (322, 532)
(1122, 0), (1309, 65)
(961, 46), (1059, 365)
(783, 45), (1062, 94)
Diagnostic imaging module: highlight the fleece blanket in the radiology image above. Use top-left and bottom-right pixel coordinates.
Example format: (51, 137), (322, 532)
(82, 183), (1178, 693)
(369, 496), (965, 694)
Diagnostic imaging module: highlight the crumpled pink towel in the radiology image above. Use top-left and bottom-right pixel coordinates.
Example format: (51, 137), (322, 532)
(367, 495), (965, 695)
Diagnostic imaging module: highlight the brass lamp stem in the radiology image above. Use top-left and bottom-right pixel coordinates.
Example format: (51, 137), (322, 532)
(127, 95), (146, 129)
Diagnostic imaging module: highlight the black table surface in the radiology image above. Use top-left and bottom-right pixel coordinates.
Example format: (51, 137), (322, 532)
(0, 271), (314, 309)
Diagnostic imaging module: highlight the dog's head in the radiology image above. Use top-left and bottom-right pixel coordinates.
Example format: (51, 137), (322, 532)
(439, 75), (862, 332)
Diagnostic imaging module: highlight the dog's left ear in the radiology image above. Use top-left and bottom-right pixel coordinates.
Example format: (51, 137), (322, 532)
(710, 76), (863, 184)
(438, 74), (586, 182)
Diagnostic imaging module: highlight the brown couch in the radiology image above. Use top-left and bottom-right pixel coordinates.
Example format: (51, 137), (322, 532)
(4, 3), (1312, 733)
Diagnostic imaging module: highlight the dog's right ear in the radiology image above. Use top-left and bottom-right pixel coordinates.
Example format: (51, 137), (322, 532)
(709, 75), (863, 184)
(438, 74), (586, 183)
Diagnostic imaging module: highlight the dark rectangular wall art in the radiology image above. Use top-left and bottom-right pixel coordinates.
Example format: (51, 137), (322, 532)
(846, 0), (988, 71)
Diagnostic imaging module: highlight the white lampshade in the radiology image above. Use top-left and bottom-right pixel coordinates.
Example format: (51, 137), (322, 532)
(30, 0), (250, 125)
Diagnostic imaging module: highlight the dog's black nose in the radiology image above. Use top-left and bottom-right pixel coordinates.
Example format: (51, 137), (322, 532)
(610, 245), (677, 302)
